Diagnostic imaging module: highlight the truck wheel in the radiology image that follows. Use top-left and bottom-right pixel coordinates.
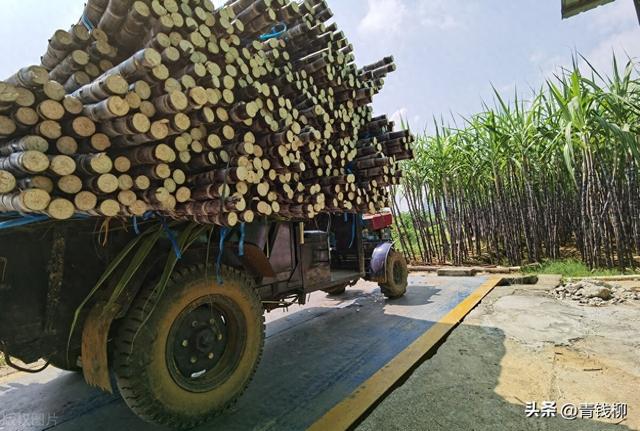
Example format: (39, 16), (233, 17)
(323, 284), (348, 296)
(113, 265), (265, 429)
(380, 251), (408, 299)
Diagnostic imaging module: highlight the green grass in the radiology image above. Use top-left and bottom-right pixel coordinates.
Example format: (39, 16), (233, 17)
(0, 355), (5, 367)
(523, 259), (628, 277)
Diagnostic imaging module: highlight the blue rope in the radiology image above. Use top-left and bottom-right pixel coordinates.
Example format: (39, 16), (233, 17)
(346, 163), (354, 174)
(238, 223), (246, 257)
(259, 22), (287, 41)
(135, 211), (181, 259)
(80, 13), (95, 31)
(159, 216), (182, 260)
(216, 227), (231, 284)
(0, 213), (90, 230)
(132, 211), (155, 235)
(0, 214), (49, 230)
(346, 162), (360, 184)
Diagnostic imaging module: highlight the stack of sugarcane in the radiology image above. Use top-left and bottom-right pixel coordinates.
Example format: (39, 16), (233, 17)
(0, 0), (414, 226)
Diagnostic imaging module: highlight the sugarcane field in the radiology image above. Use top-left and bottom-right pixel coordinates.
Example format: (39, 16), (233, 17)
(0, 0), (640, 430)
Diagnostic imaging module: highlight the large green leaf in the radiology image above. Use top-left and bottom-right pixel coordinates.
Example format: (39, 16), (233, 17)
(66, 224), (163, 354)
(131, 223), (211, 347)
(101, 228), (164, 315)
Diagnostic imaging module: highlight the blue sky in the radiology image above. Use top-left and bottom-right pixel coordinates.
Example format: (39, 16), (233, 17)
(1, 0), (639, 131)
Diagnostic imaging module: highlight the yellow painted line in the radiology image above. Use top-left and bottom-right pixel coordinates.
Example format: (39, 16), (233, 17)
(308, 275), (503, 431)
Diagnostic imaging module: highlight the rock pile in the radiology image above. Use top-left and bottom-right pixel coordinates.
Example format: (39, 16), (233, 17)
(552, 279), (640, 306)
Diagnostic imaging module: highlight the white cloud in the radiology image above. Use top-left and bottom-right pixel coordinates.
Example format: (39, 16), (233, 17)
(418, 0), (461, 30)
(390, 107), (407, 122)
(0, 1), (85, 78)
(529, 51), (546, 65)
(358, 0), (408, 36)
(496, 81), (517, 97)
(389, 108), (422, 133)
(582, 27), (640, 74)
(528, 50), (567, 81)
(590, 0), (639, 32)
(526, 1), (640, 86)
(358, 0), (463, 38)
(390, 107), (410, 128)
(524, 26), (640, 91)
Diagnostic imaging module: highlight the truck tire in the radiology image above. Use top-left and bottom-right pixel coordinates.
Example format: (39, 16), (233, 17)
(380, 251), (408, 299)
(323, 284), (348, 296)
(113, 264), (265, 429)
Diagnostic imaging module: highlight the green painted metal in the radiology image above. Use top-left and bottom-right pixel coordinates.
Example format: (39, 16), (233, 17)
(561, 0), (615, 18)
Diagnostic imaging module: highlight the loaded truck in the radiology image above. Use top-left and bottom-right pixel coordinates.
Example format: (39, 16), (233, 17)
(0, 213), (408, 428)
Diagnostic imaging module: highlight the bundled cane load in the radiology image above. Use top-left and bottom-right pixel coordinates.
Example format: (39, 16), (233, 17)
(0, 0), (414, 226)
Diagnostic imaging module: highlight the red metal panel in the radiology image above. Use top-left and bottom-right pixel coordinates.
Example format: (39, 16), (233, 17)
(364, 213), (393, 231)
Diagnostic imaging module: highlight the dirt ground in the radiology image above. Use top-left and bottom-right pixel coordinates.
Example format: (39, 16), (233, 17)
(359, 274), (640, 431)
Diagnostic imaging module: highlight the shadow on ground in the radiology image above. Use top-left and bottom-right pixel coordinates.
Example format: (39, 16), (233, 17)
(357, 323), (632, 431)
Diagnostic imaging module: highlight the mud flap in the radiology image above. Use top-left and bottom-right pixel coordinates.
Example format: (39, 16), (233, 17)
(81, 301), (121, 393)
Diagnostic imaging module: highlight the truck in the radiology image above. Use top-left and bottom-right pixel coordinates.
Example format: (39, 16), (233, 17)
(0, 213), (408, 428)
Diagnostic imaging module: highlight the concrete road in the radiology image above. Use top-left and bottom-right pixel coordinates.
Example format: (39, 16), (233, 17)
(0, 274), (487, 431)
(358, 275), (640, 431)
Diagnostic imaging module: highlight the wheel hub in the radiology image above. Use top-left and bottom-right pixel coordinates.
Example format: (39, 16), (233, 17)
(195, 328), (216, 352)
(171, 303), (229, 382)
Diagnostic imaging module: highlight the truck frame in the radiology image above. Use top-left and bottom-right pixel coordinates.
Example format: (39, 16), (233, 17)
(0, 213), (408, 428)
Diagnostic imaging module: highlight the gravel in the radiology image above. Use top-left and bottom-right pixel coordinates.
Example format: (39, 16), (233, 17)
(552, 279), (640, 306)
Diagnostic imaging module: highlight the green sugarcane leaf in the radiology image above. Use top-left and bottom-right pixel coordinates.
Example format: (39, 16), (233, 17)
(66, 223), (162, 355)
(564, 125), (578, 189)
(101, 228), (164, 315)
(548, 82), (571, 122)
(131, 223), (209, 348)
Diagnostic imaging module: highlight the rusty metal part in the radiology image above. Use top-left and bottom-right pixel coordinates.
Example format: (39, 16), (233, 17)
(81, 301), (121, 393)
